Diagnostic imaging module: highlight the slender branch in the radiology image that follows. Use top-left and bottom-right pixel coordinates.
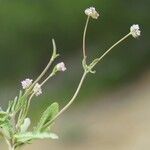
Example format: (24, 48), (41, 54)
(17, 93), (34, 127)
(47, 71), (87, 125)
(28, 57), (53, 90)
(40, 72), (55, 87)
(18, 71), (56, 124)
(5, 138), (14, 150)
(83, 16), (90, 60)
(98, 33), (131, 62)
(24, 39), (58, 95)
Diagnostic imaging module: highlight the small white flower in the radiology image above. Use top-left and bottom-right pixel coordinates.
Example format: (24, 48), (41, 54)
(21, 78), (33, 89)
(84, 7), (99, 19)
(33, 83), (42, 96)
(56, 62), (66, 72)
(130, 24), (141, 38)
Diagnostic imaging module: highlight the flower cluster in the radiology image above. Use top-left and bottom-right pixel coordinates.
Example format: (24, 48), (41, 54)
(130, 24), (141, 38)
(21, 62), (66, 97)
(85, 7), (99, 19)
(33, 83), (42, 96)
(21, 79), (33, 89)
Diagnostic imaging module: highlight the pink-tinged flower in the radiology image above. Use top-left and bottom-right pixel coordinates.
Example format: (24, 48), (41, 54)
(56, 62), (66, 72)
(85, 7), (99, 19)
(21, 78), (33, 89)
(130, 24), (141, 38)
(33, 83), (42, 96)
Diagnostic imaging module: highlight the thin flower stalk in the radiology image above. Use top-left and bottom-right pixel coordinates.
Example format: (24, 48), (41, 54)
(83, 16), (90, 60)
(24, 39), (58, 95)
(40, 71), (56, 87)
(90, 32), (132, 69)
(44, 71), (87, 127)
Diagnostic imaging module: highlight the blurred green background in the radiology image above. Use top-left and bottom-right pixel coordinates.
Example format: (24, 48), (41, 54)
(0, 0), (149, 150)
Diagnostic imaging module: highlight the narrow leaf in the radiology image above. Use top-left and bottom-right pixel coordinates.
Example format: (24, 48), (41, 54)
(36, 102), (59, 132)
(15, 132), (58, 143)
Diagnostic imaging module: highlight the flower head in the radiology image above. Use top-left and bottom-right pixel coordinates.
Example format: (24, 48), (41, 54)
(33, 83), (42, 96)
(21, 78), (33, 89)
(130, 24), (141, 38)
(85, 7), (99, 19)
(56, 62), (66, 72)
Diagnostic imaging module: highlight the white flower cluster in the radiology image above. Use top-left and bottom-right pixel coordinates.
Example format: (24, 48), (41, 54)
(21, 78), (33, 89)
(33, 83), (42, 96)
(130, 24), (141, 38)
(56, 62), (66, 72)
(85, 7), (99, 19)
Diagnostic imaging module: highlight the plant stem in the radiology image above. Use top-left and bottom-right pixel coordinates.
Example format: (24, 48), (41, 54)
(9, 146), (15, 150)
(48, 71), (87, 124)
(83, 16), (90, 60)
(24, 39), (58, 96)
(98, 33), (131, 62)
(40, 71), (55, 86)
(5, 139), (15, 150)
(28, 57), (54, 91)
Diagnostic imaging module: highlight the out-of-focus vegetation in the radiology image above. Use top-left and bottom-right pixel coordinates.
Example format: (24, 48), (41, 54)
(0, 0), (149, 106)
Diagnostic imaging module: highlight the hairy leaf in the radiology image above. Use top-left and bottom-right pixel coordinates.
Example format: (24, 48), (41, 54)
(35, 102), (59, 132)
(15, 132), (58, 143)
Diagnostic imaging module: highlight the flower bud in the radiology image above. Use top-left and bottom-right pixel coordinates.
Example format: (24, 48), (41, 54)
(56, 62), (66, 72)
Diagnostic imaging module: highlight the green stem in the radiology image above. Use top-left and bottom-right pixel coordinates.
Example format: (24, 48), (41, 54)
(24, 39), (58, 96)
(48, 71), (87, 125)
(9, 146), (15, 150)
(18, 71), (56, 124)
(26, 57), (54, 94)
(40, 71), (55, 86)
(83, 16), (90, 60)
(98, 32), (131, 62)
(5, 139), (15, 150)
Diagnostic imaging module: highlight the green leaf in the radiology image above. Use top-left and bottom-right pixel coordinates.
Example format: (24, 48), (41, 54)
(6, 90), (27, 115)
(20, 118), (31, 133)
(15, 91), (27, 113)
(6, 101), (13, 113)
(0, 119), (13, 139)
(15, 132), (58, 143)
(0, 111), (9, 123)
(35, 102), (59, 132)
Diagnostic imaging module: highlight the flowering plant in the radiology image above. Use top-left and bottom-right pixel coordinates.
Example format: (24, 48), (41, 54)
(0, 7), (140, 150)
